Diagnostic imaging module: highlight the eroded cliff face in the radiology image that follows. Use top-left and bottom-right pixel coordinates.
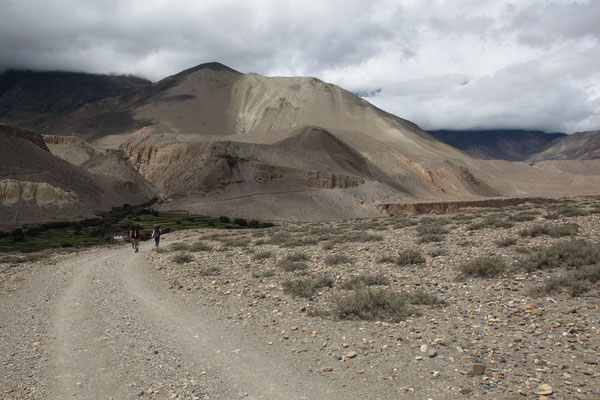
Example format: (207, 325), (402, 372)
(120, 139), (367, 195)
(0, 179), (78, 206)
(254, 164), (364, 189)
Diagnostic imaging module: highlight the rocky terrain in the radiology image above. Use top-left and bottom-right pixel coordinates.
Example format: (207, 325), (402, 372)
(2, 63), (600, 224)
(1, 199), (599, 399)
(0, 125), (154, 228)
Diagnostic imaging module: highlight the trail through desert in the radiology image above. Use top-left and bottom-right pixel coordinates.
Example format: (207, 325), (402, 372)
(1, 246), (343, 399)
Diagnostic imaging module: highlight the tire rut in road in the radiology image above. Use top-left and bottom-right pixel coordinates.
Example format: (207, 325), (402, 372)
(115, 248), (343, 400)
(50, 252), (134, 399)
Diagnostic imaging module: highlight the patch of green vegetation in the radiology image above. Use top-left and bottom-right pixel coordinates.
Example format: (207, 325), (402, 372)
(459, 256), (508, 278)
(0, 199), (274, 253)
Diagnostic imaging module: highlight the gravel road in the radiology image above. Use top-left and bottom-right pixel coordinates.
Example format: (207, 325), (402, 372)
(1, 245), (346, 399)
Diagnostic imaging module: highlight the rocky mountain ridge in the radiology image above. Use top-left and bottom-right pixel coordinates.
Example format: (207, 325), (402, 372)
(1, 63), (600, 223)
(0, 69), (151, 132)
(428, 129), (567, 161)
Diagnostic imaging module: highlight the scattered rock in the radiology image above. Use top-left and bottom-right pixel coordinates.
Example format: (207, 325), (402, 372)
(468, 363), (485, 376)
(533, 384), (553, 396)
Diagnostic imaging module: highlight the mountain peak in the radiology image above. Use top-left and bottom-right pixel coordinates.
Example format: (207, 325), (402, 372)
(172, 62), (241, 78)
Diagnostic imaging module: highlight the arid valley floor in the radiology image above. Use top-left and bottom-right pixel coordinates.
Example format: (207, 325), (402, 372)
(1, 199), (600, 399)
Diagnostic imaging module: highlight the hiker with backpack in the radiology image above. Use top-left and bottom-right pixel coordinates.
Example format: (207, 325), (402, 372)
(151, 225), (161, 247)
(129, 226), (142, 253)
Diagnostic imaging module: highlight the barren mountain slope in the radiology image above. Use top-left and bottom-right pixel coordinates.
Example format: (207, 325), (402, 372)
(43, 135), (98, 165)
(50, 63), (467, 160)
(429, 129), (566, 161)
(0, 70), (150, 131)
(529, 130), (600, 161)
(44, 135), (157, 199)
(37, 63), (600, 220)
(0, 126), (154, 227)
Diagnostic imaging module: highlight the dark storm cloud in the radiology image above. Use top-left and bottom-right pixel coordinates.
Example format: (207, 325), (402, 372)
(0, 0), (406, 79)
(0, 0), (598, 133)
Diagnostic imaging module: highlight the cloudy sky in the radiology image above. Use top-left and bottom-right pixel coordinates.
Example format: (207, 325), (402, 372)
(1, 0), (599, 133)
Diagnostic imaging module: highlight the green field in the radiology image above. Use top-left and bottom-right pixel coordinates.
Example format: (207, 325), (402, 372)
(0, 200), (272, 253)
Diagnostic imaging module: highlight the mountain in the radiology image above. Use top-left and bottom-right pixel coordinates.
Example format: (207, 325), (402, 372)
(0, 70), (151, 132)
(3, 63), (600, 222)
(428, 129), (566, 161)
(49, 62), (459, 161)
(0, 124), (155, 228)
(529, 130), (600, 161)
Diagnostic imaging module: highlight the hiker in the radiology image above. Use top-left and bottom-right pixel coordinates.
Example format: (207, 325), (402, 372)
(129, 225), (141, 253)
(151, 225), (161, 247)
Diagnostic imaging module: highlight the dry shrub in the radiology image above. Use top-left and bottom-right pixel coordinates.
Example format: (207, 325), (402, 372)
(396, 249), (426, 266)
(496, 237), (518, 248)
(459, 256), (507, 278)
(283, 275), (334, 297)
(520, 239), (600, 272)
(324, 254), (351, 265)
(341, 274), (388, 290)
(519, 223), (579, 238)
(189, 241), (212, 252)
(172, 252), (193, 264)
(253, 251), (274, 260)
(334, 288), (443, 321)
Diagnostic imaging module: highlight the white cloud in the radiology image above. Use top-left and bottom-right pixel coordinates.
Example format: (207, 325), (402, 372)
(0, 0), (598, 133)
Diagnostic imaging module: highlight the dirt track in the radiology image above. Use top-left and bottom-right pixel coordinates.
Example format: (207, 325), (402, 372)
(0, 245), (346, 399)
